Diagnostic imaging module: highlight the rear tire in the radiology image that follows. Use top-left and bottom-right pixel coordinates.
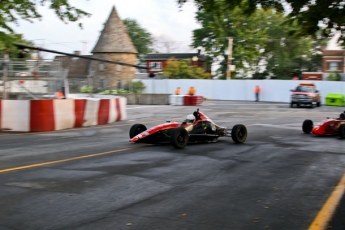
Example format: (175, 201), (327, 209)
(129, 124), (147, 138)
(231, 124), (247, 143)
(302, 119), (313, 134)
(338, 124), (345, 139)
(317, 102), (321, 107)
(170, 127), (189, 149)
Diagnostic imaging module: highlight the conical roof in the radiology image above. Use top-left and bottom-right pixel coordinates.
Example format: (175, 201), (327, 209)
(92, 6), (138, 54)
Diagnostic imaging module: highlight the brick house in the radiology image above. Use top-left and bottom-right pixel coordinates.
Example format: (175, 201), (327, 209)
(303, 48), (345, 81)
(321, 48), (345, 80)
(143, 51), (211, 78)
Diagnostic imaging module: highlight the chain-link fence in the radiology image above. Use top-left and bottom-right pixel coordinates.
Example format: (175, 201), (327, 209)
(0, 59), (66, 99)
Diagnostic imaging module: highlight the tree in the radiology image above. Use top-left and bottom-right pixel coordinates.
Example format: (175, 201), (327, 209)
(191, 4), (275, 79)
(0, 0), (90, 48)
(191, 1), (326, 79)
(163, 58), (211, 79)
(123, 18), (153, 61)
(0, 33), (34, 59)
(178, 0), (345, 46)
(152, 35), (183, 53)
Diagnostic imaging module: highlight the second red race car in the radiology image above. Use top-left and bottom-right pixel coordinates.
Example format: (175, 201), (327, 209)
(302, 111), (345, 138)
(129, 109), (248, 149)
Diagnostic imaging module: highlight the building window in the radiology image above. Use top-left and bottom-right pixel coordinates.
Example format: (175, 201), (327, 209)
(99, 63), (104, 71)
(99, 79), (107, 89)
(328, 61), (340, 71)
(149, 62), (162, 70)
(117, 80), (122, 89)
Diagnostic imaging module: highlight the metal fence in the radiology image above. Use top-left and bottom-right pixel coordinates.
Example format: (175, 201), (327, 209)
(0, 59), (66, 99)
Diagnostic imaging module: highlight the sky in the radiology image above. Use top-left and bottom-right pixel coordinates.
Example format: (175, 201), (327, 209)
(11, 0), (199, 59)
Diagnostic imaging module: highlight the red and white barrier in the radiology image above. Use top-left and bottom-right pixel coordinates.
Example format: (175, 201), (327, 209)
(0, 98), (127, 132)
(169, 95), (204, 106)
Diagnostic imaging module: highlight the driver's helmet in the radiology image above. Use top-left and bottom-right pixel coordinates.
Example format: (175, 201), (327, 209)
(186, 114), (195, 124)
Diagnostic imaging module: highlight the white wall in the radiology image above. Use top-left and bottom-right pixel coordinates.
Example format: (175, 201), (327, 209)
(135, 79), (345, 104)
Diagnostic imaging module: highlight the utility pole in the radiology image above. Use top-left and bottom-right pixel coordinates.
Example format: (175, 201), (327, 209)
(226, 37), (233, 80)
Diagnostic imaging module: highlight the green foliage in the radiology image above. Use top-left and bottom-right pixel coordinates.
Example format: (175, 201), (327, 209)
(99, 89), (131, 94)
(131, 81), (146, 93)
(0, 33), (34, 58)
(190, 1), (326, 79)
(123, 18), (153, 61)
(162, 58), (211, 79)
(178, 0), (345, 46)
(0, 1), (90, 46)
(98, 81), (145, 94)
(327, 72), (341, 81)
(80, 85), (94, 93)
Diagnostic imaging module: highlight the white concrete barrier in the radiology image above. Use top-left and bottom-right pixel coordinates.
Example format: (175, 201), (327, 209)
(0, 97), (127, 132)
(1, 100), (30, 131)
(83, 99), (100, 127)
(54, 99), (75, 130)
(135, 79), (345, 104)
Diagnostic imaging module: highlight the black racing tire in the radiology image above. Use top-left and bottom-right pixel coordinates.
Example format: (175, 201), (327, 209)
(129, 124), (147, 138)
(170, 127), (189, 149)
(297, 103), (300, 108)
(317, 102), (321, 107)
(231, 124), (247, 143)
(302, 119), (313, 134)
(338, 124), (345, 139)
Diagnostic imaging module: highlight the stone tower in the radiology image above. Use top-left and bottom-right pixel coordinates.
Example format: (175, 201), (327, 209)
(91, 6), (138, 90)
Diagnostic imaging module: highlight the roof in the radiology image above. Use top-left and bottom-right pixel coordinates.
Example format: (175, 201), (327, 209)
(144, 53), (205, 61)
(322, 49), (345, 56)
(91, 6), (137, 54)
(54, 55), (92, 77)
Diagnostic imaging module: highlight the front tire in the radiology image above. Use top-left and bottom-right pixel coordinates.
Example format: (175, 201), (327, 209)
(231, 124), (247, 143)
(302, 119), (313, 134)
(129, 124), (147, 138)
(338, 124), (345, 139)
(170, 127), (189, 149)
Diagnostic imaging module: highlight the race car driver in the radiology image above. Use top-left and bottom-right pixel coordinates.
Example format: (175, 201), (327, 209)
(185, 114), (195, 124)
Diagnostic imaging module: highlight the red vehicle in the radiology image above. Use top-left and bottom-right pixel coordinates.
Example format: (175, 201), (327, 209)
(290, 82), (321, 108)
(129, 109), (247, 149)
(302, 111), (345, 137)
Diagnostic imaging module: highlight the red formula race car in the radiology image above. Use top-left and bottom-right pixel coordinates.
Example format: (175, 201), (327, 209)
(129, 109), (247, 149)
(302, 111), (345, 138)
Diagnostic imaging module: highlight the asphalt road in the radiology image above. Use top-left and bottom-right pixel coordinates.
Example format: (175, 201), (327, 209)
(0, 101), (344, 230)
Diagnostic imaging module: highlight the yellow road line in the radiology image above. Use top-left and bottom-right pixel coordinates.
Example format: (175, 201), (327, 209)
(308, 173), (345, 230)
(0, 146), (144, 173)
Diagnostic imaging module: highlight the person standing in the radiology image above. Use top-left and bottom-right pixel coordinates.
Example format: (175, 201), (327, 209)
(188, 86), (196, 96)
(254, 85), (261, 102)
(175, 87), (181, 95)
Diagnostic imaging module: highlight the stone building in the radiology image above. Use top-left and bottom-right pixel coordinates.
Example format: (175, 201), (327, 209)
(91, 6), (138, 89)
(53, 6), (138, 91)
